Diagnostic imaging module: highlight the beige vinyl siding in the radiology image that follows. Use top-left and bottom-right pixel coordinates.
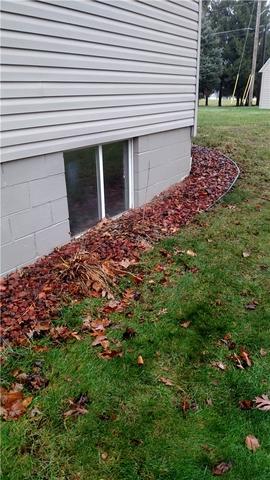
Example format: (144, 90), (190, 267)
(1, 0), (200, 163)
(259, 60), (270, 109)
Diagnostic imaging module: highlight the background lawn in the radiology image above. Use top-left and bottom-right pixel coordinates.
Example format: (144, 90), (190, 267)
(1, 106), (270, 480)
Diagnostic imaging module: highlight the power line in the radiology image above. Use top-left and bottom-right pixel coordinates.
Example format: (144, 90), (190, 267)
(212, 27), (254, 35)
(212, 25), (267, 35)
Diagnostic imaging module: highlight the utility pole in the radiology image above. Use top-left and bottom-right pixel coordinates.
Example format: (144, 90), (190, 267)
(248, 0), (262, 106)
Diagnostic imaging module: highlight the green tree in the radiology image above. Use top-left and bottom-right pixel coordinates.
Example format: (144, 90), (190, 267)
(199, 14), (223, 105)
(204, 0), (270, 106)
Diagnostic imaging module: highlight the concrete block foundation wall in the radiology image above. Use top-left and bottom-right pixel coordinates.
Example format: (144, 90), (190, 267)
(1, 153), (70, 275)
(133, 127), (192, 206)
(1, 127), (192, 275)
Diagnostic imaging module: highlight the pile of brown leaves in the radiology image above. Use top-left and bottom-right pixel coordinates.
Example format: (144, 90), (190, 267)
(0, 146), (239, 345)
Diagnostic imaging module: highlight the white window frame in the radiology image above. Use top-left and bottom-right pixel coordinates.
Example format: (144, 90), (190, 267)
(96, 138), (134, 220)
(128, 138), (134, 209)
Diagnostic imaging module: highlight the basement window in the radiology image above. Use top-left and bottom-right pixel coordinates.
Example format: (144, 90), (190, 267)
(64, 140), (134, 236)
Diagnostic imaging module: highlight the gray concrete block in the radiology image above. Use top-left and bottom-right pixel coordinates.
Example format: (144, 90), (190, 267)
(1, 183), (30, 216)
(44, 152), (64, 176)
(137, 127), (191, 153)
(35, 221), (70, 256)
(10, 204), (53, 239)
(30, 174), (67, 207)
(136, 156), (190, 191)
(2, 155), (46, 186)
(134, 141), (191, 173)
(1, 152), (65, 187)
(33, 203), (53, 232)
(50, 197), (69, 224)
(135, 172), (186, 207)
(1, 216), (12, 245)
(1, 235), (36, 273)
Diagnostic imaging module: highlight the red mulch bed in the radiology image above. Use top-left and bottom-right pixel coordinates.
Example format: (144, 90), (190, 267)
(0, 146), (239, 346)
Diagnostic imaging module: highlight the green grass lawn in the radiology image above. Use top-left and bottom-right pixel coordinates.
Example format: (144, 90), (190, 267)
(2, 107), (270, 480)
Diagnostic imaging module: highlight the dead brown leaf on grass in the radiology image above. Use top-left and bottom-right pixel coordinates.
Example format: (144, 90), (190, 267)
(91, 335), (110, 349)
(180, 321), (191, 329)
(122, 327), (136, 340)
(239, 399), (254, 410)
(245, 300), (258, 310)
(0, 387), (33, 420)
(101, 452), (108, 461)
(212, 462), (232, 476)
(159, 377), (174, 387)
(245, 435), (260, 452)
(212, 361), (227, 371)
(186, 249), (197, 257)
(220, 333), (236, 350)
(137, 355), (144, 366)
(50, 326), (82, 343)
(99, 349), (123, 360)
(230, 350), (252, 369)
(12, 369), (49, 391)
(255, 394), (270, 411)
(240, 349), (252, 367)
(32, 345), (49, 353)
(64, 393), (90, 418)
(180, 400), (191, 413)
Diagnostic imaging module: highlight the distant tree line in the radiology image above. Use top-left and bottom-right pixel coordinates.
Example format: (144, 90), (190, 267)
(199, 0), (270, 106)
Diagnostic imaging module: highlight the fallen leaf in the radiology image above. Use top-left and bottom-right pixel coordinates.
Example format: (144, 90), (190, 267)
(221, 334), (236, 350)
(64, 393), (90, 418)
(32, 345), (49, 352)
(0, 387), (33, 421)
(158, 308), (167, 316)
(99, 349), (123, 360)
(181, 400), (190, 412)
(242, 251), (251, 258)
(159, 377), (174, 387)
(212, 462), (232, 476)
(30, 407), (42, 418)
(230, 350), (252, 369)
(119, 259), (133, 269)
(180, 321), (191, 329)
(137, 355), (144, 366)
(245, 301), (258, 310)
(255, 394), (270, 411)
(240, 349), (252, 367)
(206, 398), (213, 406)
(260, 348), (267, 357)
(12, 370), (48, 391)
(92, 335), (108, 347)
(239, 399), (254, 410)
(245, 435), (260, 452)
(133, 291), (141, 301)
(212, 361), (227, 371)
(186, 249), (197, 257)
(122, 327), (136, 340)
(230, 353), (244, 369)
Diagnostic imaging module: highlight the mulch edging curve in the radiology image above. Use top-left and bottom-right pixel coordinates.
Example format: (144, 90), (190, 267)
(0, 146), (239, 346)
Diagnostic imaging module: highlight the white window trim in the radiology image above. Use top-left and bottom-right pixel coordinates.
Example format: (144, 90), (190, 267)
(98, 139), (134, 218)
(97, 144), (106, 219)
(128, 138), (134, 209)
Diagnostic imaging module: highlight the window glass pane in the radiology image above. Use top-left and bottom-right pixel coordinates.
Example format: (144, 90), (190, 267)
(64, 147), (99, 236)
(103, 141), (129, 217)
